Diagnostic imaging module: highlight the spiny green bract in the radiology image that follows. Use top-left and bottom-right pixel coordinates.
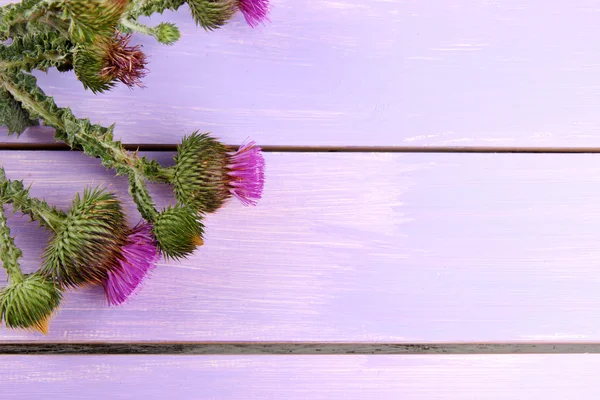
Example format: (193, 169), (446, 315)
(41, 187), (128, 288)
(63, 0), (129, 45)
(154, 205), (204, 260)
(173, 132), (231, 213)
(154, 22), (180, 45)
(0, 273), (62, 334)
(73, 44), (115, 93)
(187, 0), (237, 31)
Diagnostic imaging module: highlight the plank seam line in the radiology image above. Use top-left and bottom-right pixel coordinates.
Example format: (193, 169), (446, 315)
(0, 343), (599, 355)
(5, 144), (600, 153)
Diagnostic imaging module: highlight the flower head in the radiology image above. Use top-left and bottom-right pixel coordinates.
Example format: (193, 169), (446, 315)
(153, 205), (204, 260)
(238, 0), (270, 27)
(172, 132), (265, 213)
(103, 222), (159, 306)
(98, 34), (148, 88)
(0, 273), (62, 334)
(74, 34), (148, 93)
(41, 187), (129, 288)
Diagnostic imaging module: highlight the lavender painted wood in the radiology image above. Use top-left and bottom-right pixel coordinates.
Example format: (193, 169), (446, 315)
(4, 355), (600, 399)
(4, 1), (600, 147)
(1, 151), (600, 341)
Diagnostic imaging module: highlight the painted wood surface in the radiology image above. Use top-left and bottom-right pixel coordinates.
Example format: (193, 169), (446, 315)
(0, 151), (600, 341)
(2, 355), (600, 399)
(4, 1), (600, 147)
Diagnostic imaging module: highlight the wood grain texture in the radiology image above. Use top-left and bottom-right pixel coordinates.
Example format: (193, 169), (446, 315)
(0, 151), (599, 341)
(3, 355), (600, 399)
(5, 1), (600, 147)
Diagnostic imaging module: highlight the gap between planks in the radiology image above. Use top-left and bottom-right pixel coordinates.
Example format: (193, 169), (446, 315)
(2, 343), (600, 355)
(7, 143), (600, 153)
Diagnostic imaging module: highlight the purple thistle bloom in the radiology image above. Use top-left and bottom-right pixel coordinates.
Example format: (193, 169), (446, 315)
(103, 223), (159, 306)
(227, 141), (265, 206)
(238, 0), (270, 28)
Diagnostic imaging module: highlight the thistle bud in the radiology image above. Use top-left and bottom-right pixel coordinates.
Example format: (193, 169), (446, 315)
(103, 222), (159, 306)
(172, 133), (265, 213)
(237, 0), (269, 27)
(154, 22), (181, 45)
(153, 205), (204, 260)
(0, 273), (62, 334)
(74, 34), (148, 93)
(41, 187), (129, 288)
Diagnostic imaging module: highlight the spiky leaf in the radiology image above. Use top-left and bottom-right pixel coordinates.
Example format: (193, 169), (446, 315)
(154, 205), (204, 259)
(0, 273), (62, 334)
(0, 31), (73, 72)
(0, 89), (39, 136)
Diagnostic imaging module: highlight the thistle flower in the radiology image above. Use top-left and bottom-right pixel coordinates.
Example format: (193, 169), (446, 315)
(98, 34), (148, 88)
(0, 273), (62, 334)
(238, 0), (270, 27)
(74, 34), (148, 93)
(103, 222), (159, 306)
(170, 132), (265, 213)
(40, 187), (129, 288)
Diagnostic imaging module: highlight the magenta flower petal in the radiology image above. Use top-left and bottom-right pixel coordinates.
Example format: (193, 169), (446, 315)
(238, 0), (269, 28)
(227, 141), (265, 206)
(103, 222), (159, 306)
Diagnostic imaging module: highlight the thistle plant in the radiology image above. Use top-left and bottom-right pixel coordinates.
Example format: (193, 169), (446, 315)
(0, 168), (159, 305)
(0, 0), (269, 332)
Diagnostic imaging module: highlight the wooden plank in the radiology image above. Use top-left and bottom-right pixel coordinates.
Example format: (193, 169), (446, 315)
(0, 151), (599, 341)
(4, 1), (600, 147)
(3, 355), (600, 399)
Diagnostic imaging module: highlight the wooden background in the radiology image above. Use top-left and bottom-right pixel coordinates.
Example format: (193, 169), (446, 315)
(3, 0), (600, 398)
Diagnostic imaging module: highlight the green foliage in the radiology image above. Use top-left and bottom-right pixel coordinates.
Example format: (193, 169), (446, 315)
(154, 205), (204, 259)
(41, 187), (128, 288)
(0, 0), (63, 40)
(173, 132), (230, 213)
(0, 273), (62, 334)
(3, 71), (162, 223)
(187, 0), (237, 30)
(131, 0), (186, 18)
(0, 89), (38, 136)
(0, 31), (73, 72)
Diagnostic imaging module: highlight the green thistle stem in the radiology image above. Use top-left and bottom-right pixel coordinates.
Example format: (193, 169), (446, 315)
(0, 71), (161, 221)
(0, 204), (24, 284)
(120, 18), (155, 36)
(0, 168), (66, 232)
